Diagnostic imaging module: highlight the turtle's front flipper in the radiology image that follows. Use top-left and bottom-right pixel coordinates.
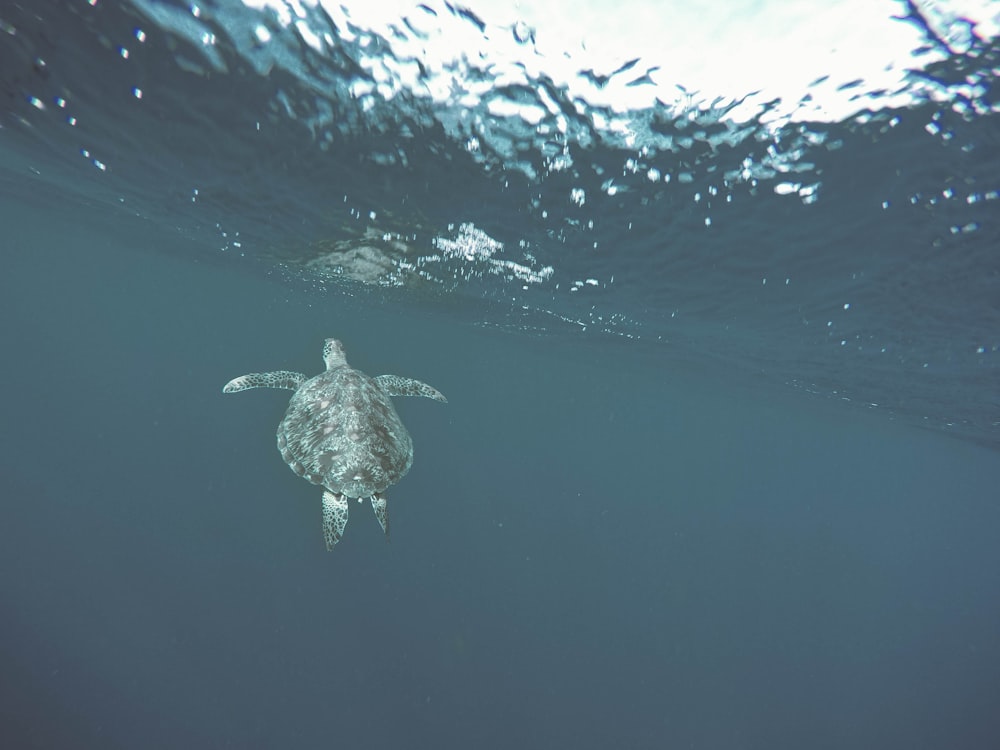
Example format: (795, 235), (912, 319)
(223, 371), (307, 393)
(321, 491), (349, 551)
(371, 494), (389, 541)
(374, 375), (448, 403)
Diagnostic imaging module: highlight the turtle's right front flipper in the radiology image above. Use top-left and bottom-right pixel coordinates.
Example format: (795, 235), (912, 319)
(374, 375), (448, 403)
(222, 371), (307, 393)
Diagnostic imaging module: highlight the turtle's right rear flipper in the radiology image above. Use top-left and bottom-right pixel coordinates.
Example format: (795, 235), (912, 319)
(371, 493), (389, 541)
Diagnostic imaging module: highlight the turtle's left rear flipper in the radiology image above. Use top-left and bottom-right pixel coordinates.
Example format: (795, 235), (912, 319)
(321, 491), (349, 551)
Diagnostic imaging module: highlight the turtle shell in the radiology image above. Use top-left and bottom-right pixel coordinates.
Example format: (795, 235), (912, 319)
(276, 366), (413, 498)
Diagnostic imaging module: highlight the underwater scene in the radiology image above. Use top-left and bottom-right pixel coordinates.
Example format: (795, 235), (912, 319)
(1, 1), (998, 748)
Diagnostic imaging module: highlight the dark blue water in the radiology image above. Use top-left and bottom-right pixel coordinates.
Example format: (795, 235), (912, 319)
(1, 2), (999, 748)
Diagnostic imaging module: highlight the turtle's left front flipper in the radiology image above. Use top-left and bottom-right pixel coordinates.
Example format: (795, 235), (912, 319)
(374, 375), (447, 403)
(223, 370), (307, 393)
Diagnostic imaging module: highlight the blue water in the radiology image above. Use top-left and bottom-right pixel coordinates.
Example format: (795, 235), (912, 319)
(1, 1), (998, 748)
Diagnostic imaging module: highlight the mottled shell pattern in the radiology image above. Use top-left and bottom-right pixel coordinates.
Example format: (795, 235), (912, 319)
(278, 340), (413, 499)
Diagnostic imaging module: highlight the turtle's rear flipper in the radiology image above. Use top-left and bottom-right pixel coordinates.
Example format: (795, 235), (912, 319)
(322, 491), (349, 551)
(374, 375), (447, 403)
(371, 494), (389, 541)
(223, 371), (307, 393)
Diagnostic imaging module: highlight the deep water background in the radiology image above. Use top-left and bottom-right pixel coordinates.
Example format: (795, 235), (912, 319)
(2, 179), (999, 750)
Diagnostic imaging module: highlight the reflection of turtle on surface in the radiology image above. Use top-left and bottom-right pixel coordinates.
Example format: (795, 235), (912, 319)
(223, 338), (447, 550)
(303, 229), (424, 286)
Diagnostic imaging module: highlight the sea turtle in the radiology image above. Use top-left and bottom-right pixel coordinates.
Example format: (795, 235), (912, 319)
(223, 338), (447, 550)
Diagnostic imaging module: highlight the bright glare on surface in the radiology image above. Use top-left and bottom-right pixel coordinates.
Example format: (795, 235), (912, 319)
(243, 0), (999, 121)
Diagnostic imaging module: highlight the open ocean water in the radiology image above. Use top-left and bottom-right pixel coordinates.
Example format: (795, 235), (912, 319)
(1, 1), (999, 748)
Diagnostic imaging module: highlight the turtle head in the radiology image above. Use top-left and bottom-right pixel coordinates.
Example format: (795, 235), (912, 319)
(322, 338), (349, 370)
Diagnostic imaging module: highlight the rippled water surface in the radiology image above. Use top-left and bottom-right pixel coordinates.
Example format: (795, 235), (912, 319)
(2, 0), (998, 447)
